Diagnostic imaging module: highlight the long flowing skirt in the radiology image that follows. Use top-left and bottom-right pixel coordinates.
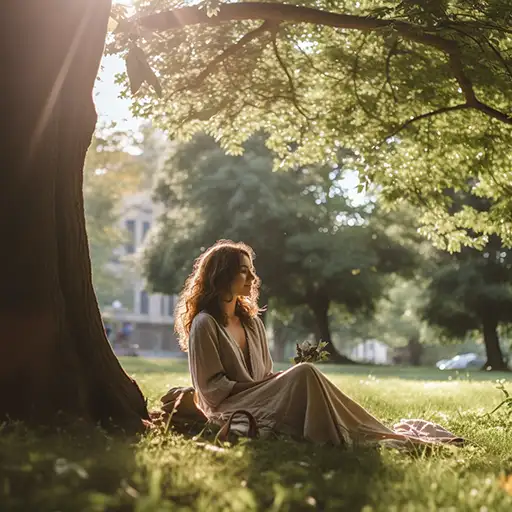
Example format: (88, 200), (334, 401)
(211, 363), (463, 447)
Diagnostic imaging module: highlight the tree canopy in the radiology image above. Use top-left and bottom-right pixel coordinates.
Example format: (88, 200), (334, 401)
(109, 0), (512, 250)
(423, 237), (512, 370)
(143, 133), (417, 361)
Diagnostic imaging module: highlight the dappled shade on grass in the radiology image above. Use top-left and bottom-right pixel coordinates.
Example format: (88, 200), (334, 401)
(1, 359), (512, 511)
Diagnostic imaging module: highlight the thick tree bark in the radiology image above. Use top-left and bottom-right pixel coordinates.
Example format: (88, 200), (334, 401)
(310, 299), (356, 364)
(0, 0), (148, 429)
(482, 317), (508, 371)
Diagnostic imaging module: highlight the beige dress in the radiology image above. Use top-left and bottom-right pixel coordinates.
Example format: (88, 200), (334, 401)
(188, 312), (462, 447)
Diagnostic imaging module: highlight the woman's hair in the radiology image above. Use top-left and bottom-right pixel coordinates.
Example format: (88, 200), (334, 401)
(174, 240), (260, 350)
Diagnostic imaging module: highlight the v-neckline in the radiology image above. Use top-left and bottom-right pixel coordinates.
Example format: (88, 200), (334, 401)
(218, 319), (253, 377)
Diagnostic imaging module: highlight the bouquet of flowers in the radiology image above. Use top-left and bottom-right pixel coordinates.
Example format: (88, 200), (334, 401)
(293, 340), (330, 364)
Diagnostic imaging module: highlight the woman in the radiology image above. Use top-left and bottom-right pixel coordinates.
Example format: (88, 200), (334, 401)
(175, 240), (462, 447)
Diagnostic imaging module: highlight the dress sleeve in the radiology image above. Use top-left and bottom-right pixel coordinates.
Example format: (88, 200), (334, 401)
(188, 313), (236, 410)
(255, 316), (274, 376)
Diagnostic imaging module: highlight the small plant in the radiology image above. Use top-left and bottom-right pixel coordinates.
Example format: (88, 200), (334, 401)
(293, 340), (330, 364)
(486, 379), (512, 416)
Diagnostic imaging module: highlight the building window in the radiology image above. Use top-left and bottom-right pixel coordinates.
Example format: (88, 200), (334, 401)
(125, 220), (136, 254)
(160, 296), (166, 316)
(139, 290), (149, 315)
(142, 221), (151, 242)
(168, 295), (175, 317)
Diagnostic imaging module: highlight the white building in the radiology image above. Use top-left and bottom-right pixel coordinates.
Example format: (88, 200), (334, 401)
(104, 189), (180, 354)
(350, 339), (390, 365)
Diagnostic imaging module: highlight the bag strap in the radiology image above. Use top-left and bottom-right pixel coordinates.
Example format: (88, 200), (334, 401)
(215, 409), (258, 442)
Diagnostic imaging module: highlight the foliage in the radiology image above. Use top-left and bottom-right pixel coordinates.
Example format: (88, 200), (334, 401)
(108, 0), (512, 249)
(2, 358), (512, 511)
(424, 243), (512, 323)
(424, 243), (512, 337)
(83, 126), (144, 308)
(372, 277), (442, 345)
(293, 340), (330, 364)
(422, 233), (512, 368)
(487, 379), (512, 416)
(266, 303), (315, 361)
(142, 134), (416, 356)
(329, 276), (442, 364)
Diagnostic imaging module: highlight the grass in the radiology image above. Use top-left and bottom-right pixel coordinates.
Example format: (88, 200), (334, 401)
(2, 359), (512, 511)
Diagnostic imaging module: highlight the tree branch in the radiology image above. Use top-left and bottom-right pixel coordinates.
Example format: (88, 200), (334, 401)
(450, 23), (512, 84)
(294, 38), (341, 82)
(352, 33), (383, 123)
(485, 38), (512, 82)
(130, 3), (451, 50)
(380, 103), (470, 145)
(440, 36), (511, 124)
(445, 19), (512, 36)
(385, 38), (399, 103)
(473, 100), (512, 124)
(271, 31), (313, 121)
(125, 2), (511, 125)
(192, 20), (274, 89)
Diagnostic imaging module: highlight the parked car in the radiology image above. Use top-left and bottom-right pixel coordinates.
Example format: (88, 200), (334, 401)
(437, 353), (485, 370)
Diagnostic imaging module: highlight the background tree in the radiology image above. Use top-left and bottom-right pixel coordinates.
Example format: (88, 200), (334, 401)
(143, 134), (417, 362)
(113, 0), (512, 250)
(0, 1), (148, 428)
(83, 127), (144, 309)
(423, 238), (512, 371)
(340, 211), (441, 366)
(266, 303), (314, 362)
(370, 278), (438, 366)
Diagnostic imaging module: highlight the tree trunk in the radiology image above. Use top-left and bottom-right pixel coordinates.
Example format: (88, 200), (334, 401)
(482, 318), (508, 371)
(0, 0), (149, 429)
(271, 321), (288, 363)
(310, 300), (356, 364)
(407, 337), (423, 366)
(273, 336), (287, 363)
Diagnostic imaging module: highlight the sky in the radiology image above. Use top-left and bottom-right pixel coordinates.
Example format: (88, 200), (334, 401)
(94, 0), (138, 129)
(94, 54), (139, 131)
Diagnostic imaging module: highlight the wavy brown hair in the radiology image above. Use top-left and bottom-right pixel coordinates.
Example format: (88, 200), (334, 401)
(175, 240), (261, 350)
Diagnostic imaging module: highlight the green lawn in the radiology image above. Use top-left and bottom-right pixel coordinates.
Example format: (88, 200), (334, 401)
(2, 359), (512, 511)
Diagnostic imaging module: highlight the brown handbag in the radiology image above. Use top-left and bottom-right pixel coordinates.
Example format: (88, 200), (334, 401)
(155, 387), (259, 441)
(215, 409), (259, 442)
(160, 386), (208, 424)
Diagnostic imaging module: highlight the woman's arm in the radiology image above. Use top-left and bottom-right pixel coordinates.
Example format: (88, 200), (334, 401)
(188, 314), (237, 409)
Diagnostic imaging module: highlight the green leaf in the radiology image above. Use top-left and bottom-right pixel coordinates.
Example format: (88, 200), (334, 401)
(200, 0), (222, 18)
(112, 0), (512, 249)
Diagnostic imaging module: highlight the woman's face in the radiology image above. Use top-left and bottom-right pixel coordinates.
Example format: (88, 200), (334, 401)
(230, 252), (255, 298)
